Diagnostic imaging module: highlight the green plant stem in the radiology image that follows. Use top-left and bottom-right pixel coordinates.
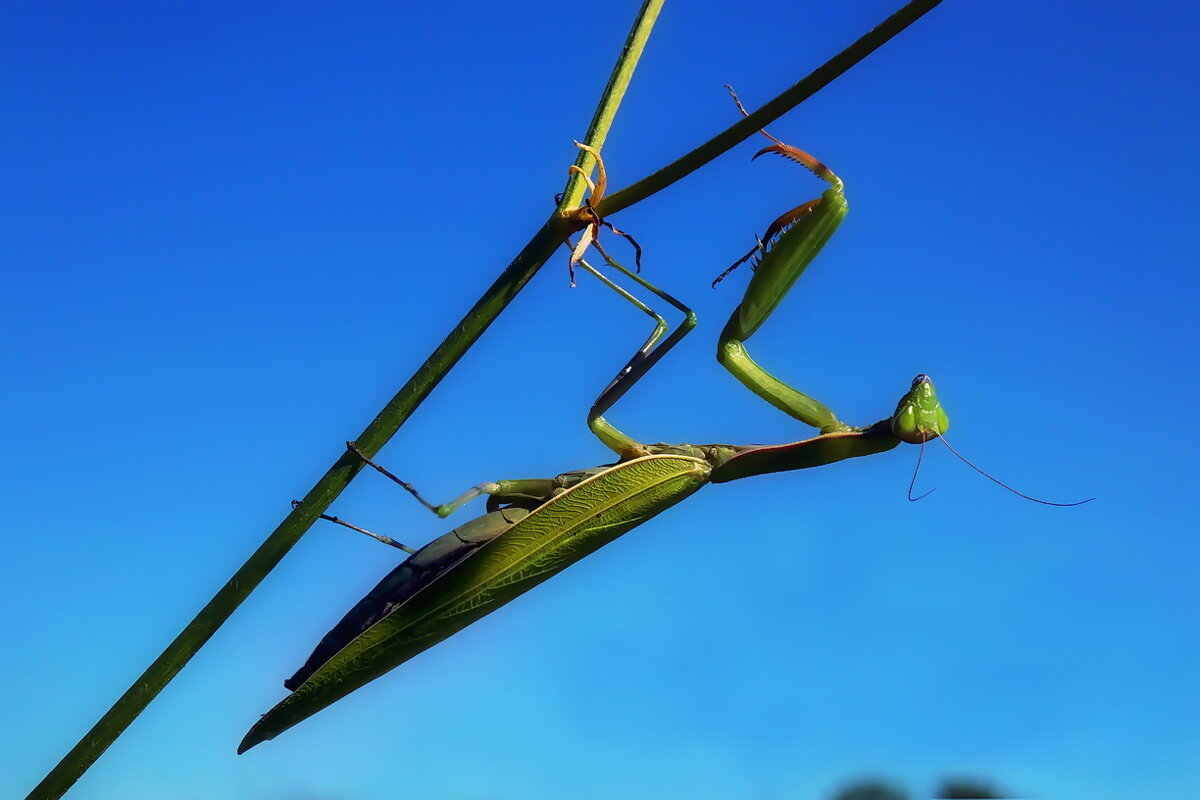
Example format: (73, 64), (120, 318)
(25, 1), (943, 796)
(25, 222), (568, 800)
(23, 6), (665, 799)
(599, 0), (944, 216)
(560, 0), (666, 212)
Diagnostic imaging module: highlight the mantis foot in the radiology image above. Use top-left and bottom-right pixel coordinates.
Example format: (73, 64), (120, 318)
(563, 141), (642, 285)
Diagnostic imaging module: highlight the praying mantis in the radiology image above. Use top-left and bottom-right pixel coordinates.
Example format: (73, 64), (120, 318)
(237, 91), (963, 753)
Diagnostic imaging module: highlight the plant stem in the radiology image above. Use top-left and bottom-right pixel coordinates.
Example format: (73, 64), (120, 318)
(559, 0), (667, 213)
(23, 6), (665, 799)
(25, 1), (944, 796)
(599, 0), (944, 216)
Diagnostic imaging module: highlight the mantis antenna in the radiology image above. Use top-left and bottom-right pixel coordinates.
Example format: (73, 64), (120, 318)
(906, 435), (1095, 506)
(907, 439), (936, 502)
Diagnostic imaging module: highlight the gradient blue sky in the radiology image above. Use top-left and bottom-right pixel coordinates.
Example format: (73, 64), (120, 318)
(3, 2), (1197, 798)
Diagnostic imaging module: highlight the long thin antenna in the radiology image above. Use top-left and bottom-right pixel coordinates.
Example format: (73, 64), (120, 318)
(938, 437), (1095, 507)
(907, 437), (936, 501)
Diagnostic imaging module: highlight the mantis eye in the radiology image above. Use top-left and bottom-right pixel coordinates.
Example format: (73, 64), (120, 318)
(911, 373), (929, 388)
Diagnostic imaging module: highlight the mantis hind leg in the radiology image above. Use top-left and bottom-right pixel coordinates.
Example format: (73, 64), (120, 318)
(574, 245), (698, 455)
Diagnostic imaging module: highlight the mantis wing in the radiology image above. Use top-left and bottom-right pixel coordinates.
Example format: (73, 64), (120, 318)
(283, 507), (528, 691)
(240, 454), (711, 752)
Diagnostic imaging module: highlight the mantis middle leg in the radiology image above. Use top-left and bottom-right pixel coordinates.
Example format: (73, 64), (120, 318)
(574, 249), (698, 456)
(335, 250), (696, 523)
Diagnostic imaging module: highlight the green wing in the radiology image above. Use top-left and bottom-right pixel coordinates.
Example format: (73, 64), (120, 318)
(239, 454), (711, 752)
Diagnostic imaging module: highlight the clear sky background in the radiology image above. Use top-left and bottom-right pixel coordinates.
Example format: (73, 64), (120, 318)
(2, 2), (1197, 799)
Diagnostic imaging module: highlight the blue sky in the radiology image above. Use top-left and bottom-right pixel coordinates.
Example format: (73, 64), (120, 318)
(2, 2), (1197, 798)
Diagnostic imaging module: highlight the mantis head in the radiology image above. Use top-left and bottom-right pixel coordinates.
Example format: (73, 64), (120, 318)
(892, 374), (1093, 506)
(891, 374), (949, 444)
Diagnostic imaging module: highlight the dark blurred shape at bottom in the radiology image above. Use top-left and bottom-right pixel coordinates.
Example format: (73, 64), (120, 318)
(833, 779), (909, 800)
(934, 777), (1008, 798)
(830, 775), (1015, 800)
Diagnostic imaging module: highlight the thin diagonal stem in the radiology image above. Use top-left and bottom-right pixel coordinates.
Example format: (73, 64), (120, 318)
(22, 6), (667, 800)
(598, 0), (944, 216)
(558, 0), (667, 214)
(25, 2), (946, 796)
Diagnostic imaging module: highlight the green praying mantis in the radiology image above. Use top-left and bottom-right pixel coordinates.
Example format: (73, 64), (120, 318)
(238, 89), (1079, 753)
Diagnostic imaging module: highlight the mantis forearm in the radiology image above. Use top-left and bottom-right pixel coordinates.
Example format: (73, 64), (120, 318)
(717, 330), (849, 433)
